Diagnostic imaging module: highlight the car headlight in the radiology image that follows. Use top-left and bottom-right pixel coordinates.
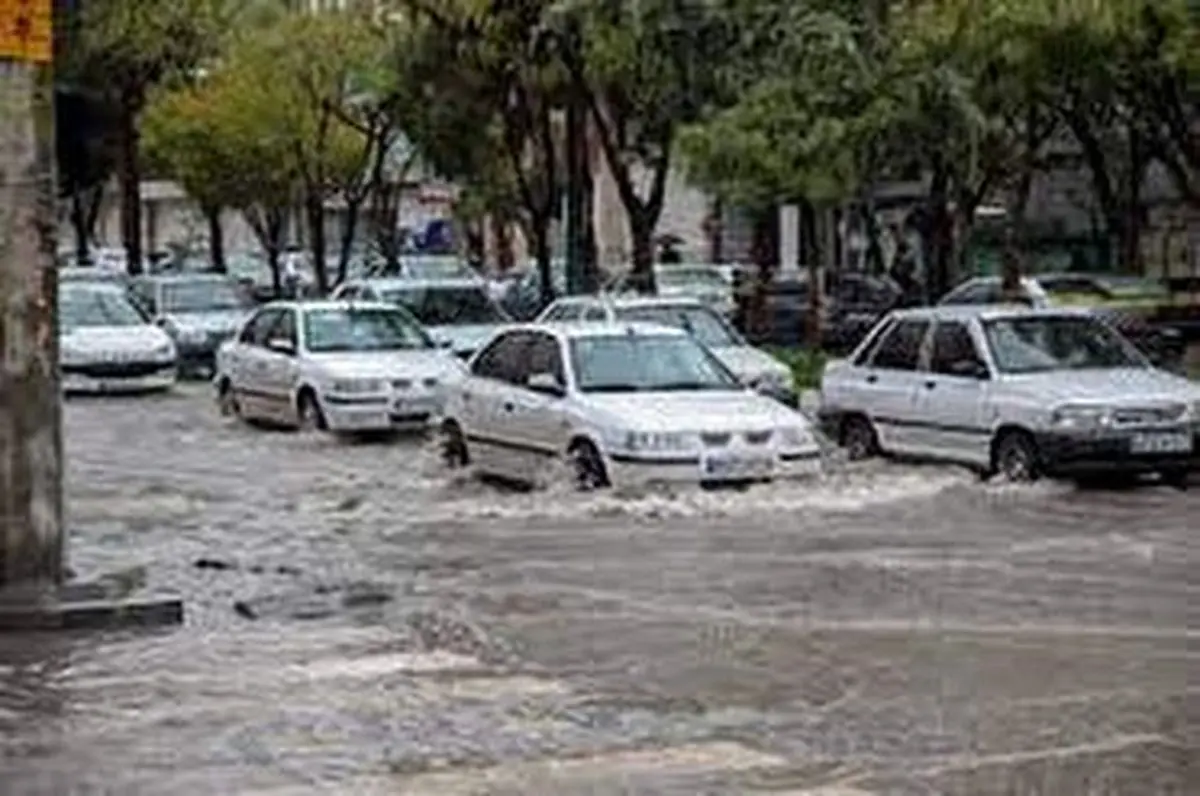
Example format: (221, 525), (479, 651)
(750, 369), (792, 393)
(152, 343), (175, 361)
(777, 425), (814, 448)
(1049, 404), (1113, 431)
(329, 378), (385, 394)
(624, 430), (696, 452)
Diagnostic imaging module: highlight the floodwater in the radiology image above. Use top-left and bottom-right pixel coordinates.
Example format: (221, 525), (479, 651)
(0, 384), (1195, 794)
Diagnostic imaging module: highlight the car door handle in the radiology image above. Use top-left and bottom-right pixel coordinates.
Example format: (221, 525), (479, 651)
(503, 401), (514, 412)
(865, 374), (878, 384)
(924, 380), (936, 390)
(462, 391), (472, 402)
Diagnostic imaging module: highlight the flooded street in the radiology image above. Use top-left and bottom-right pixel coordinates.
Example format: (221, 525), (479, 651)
(1, 384), (1195, 794)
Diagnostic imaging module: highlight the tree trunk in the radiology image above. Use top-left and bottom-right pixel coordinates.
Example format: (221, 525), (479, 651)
(629, 212), (656, 294)
(749, 207), (778, 343)
(801, 200), (824, 348)
(919, 165), (952, 304)
(205, 206), (226, 273)
(530, 219), (554, 309)
(336, 200), (362, 287)
(304, 191), (328, 295)
(117, 104), (142, 275)
(69, 192), (89, 265)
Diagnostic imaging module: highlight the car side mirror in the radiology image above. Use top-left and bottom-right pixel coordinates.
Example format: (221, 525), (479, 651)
(526, 372), (564, 397)
(949, 359), (989, 380)
(267, 338), (296, 356)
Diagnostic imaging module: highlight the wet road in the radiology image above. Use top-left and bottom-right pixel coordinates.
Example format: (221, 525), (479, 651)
(1, 384), (1196, 794)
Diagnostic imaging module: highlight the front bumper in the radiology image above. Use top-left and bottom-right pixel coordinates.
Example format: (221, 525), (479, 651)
(63, 363), (177, 394)
(607, 448), (823, 487)
(322, 393), (443, 434)
(1035, 426), (1200, 477)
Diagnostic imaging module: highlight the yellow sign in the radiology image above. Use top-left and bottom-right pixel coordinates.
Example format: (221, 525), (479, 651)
(0, 0), (52, 63)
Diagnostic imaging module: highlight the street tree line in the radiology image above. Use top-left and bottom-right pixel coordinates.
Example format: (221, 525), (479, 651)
(60, 0), (1197, 300)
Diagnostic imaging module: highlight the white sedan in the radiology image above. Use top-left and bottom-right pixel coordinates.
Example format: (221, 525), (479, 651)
(60, 283), (177, 394)
(439, 322), (822, 489)
(214, 301), (467, 434)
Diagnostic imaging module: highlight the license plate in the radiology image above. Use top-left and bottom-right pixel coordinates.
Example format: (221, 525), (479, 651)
(393, 398), (436, 414)
(702, 455), (774, 478)
(1129, 432), (1193, 454)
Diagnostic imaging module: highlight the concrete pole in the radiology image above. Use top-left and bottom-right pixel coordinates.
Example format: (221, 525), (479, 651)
(0, 58), (64, 590)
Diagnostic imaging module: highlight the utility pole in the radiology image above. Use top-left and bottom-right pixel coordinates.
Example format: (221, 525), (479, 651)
(1, 3), (64, 591)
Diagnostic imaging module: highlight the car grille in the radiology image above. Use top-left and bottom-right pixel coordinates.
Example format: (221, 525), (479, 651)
(1112, 404), (1188, 426)
(701, 432), (731, 447)
(391, 378), (439, 390)
(64, 361), (171, 379)
(744, 430), (773, 445)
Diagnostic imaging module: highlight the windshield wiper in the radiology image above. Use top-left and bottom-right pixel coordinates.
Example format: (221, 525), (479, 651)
(583, 383), (644, 392)
(655, 381), (722, 391)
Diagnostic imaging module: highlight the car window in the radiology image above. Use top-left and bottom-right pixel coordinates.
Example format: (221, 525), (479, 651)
(569, 333), (741, 393)
(471, 331), (529, 384)
(524, 332), (564, 386)
(337, 285), (359, 300)
(268, 309), (297, 348)
(868, 319), (930, 370)
(382, 285), (508, 325)
(130, 281), (157, 314)
(583, 305), (608, 321)
(59, 286), (147, 330)
(852, 318), (895, 366)
(540, 303), (576, 322)
(239, 308), (283, 346)
(614, 304), (740, 348)
(943, 281), (1002, 305)
(982, 315), (1145, 373)
(929, 321), (985, 375)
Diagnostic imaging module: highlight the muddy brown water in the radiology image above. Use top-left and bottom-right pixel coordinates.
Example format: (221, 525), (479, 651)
(0, 384), (1195, 794)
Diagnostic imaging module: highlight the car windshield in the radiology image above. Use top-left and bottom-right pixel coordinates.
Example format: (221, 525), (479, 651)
(59, 268), (124, 285)
(982, 315), (1145, 374)
(655, 267), (726, 290)
(570, 333), (741, 393)
(614, 305), (740, 348)
(382, 286), (507, 325)
(161, 279), (247, 312)
(303, 308), (432, 353)
(60, 287), (146, 330)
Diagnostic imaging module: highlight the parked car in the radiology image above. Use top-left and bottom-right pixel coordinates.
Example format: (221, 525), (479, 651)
(610, 264), (736, 317)
(536, 295), (798, 407)
(331, 277), (512, 359)
(499, 262), (568, 321)
(439, 322), (822, 489)
(128, 273), (256, 378)
(740, 271), (902, 352)
(939, 274), (1185, 370)
(365, 255), (477, 281)
(59, 283), (177, 394)
(214, 301), (467, 434)
(818, 305), (1199, 484)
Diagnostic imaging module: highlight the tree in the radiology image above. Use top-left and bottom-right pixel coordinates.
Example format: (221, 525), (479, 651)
(560, 0), (728, 292)
(141, 60), (302, 292)
(72, 0), (227, 274)
(401, 0), (566, 307)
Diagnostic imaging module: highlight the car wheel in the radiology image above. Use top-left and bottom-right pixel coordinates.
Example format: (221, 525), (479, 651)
(841, 414), (880, 461)
(217, 379), (240, 418)
(296, 390), (326, 432)
(569, 440), (610, 491)
(440, 420), (470, 468)
(992, 430), (1041, 483)
(1161, 468), (1189, 490)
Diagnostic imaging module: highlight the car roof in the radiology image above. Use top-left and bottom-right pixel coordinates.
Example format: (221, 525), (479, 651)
(889, 304), (1093, 323)
(60, 280), (124, 292)
(352, 277), (485, 290)
(554, 295), (709, 310)
(138, 272), (234, 284)
(259, 299), (408, 313)
(517, 321), (688, 340)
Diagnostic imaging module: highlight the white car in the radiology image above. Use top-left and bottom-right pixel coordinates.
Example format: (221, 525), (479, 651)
(60, 283), (177, 394)
(536, 296), (797, 406)
(818, 305), (1200, 484)
(439, 322), (822, 489)
(214, 301), (467, 434)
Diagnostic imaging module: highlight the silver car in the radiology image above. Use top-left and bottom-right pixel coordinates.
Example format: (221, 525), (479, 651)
(536, 295), (797, 407)
(129, 273), (254, 378)
(818, 305), (1199, 485)
(332, 277), (512, 360)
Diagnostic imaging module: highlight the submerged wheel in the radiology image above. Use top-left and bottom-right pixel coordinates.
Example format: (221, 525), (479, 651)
(569, 440), (609, 491)
(296, 390), (327, 432)
(217, 379), (240, 418)
(440, 420), (470, 468)
(992, 430), (1041, 483)
(840, 414), (880, 461)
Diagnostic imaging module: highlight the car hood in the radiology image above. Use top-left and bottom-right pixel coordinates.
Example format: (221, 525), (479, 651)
(710, 345), (788, 382)
(1005, 368), (1198, 404)
(426, 324), (504, 354)
(61, 325), (174, 358)
(580, 390), (806, 432)
(166, 309), (251, 333)
(309, 349), (467, 382)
